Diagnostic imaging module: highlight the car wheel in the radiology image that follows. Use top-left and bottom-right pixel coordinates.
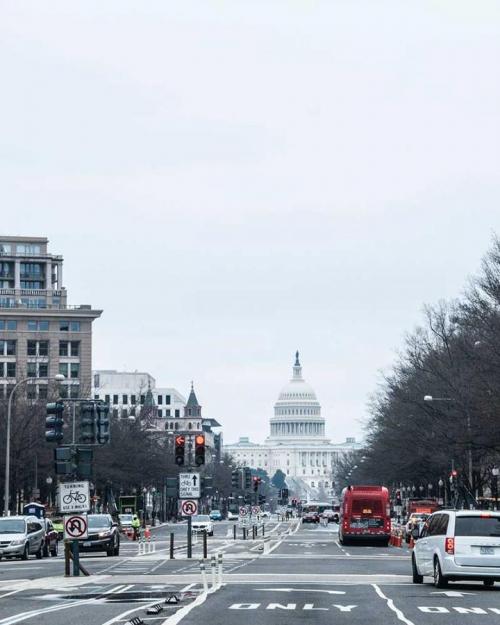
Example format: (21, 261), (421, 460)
(43, 542), (49, 558)
(36, 544), (43, 560)
(412, 555), (423, 584)
(50, 542), (58, 557)
(433, 558), (448, 588)
(114, 537), (120, 556)
(21, 544), (29, 561)
(484, 580), (495, 588)
(209, 531), (214, 537)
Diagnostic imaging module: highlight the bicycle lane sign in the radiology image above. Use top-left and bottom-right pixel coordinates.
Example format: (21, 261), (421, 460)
(58, 481), (90, 513)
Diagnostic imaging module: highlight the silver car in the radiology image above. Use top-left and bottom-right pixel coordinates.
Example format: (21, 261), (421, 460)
(0, 516), (45, 560)
(412, 510), (500, 587)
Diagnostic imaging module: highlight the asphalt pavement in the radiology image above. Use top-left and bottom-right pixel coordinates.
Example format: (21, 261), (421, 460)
(0, 517), (499, 625)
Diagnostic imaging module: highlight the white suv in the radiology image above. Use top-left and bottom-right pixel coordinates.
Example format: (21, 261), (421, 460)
(191, 515), (214, 536)
(412, 510), (500, 587)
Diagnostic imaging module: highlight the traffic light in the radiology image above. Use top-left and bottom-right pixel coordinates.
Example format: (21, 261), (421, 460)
(79, 401), (97, 444)
(202, 476), (213, 495)
(244, 467), (252, 490)
(96, 402), (110, 444)
(54, 446), (76, 475)
(258, 494), (266, 505)
(166, 477), (177, 497)
(45, 401), (64, 443)
(231, 470), (241, 489)
(395, 490), (402, 506)
(175, 435), (186, 466)
(253, 476), (261, 492)
(194, 434), (205, 466)
(76, 447), (93, 478)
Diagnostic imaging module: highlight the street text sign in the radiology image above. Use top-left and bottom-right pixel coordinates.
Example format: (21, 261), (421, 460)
(179, 499), (199, 516)
(64, 514), (88, 539)
(179, 473), (201, 499)
(58, 481), (90, 513)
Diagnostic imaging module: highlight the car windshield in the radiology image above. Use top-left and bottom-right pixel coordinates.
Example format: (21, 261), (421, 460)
(211, 510), (220, 514)
(88, 515), (111, 529)
(455, 516), (500, 537)
(0, 519), (25, 534)
(192, 515), (210, 522)
(119, 515), (133, 523)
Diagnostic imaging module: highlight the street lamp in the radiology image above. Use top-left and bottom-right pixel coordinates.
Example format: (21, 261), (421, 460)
(438, 478), (444, 505)
(428, 483), (433, 498)
(4, 373), (65, 516)
(492, 467), (499, 511)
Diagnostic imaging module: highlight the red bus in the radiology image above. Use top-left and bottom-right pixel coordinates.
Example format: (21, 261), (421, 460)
(407, 498), (439, 515)
(339, 485), (391, 545)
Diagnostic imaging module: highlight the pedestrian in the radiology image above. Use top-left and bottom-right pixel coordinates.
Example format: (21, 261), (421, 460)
(131, 514), (141, 541)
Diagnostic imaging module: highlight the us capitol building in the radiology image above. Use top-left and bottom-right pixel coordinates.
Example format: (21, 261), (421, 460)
(224, 352), (362, 499)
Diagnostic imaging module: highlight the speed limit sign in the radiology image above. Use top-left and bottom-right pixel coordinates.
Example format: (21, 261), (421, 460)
(179, 499), (198, 516)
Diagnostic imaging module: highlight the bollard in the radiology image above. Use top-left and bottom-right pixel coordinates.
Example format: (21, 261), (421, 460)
(203, 530), (208, 559)
(217, 552), (223, 587)
(233, 524), (236, 540)
(243, 527), (246, 540)
(64, 541), (71, 577)
(253, 525), (257, 540)
(199, 560), (208, 593)
(210, 555), (217, 588)
(262, 523), (265, 536)
(150, 534), (156, 553)
(170, 532), (175, 559)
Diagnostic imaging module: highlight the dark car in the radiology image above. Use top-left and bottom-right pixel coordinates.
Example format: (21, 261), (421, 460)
(302, 511), (320, 524)
(78, 514), (120, 556)
(42, 518), (59, 557)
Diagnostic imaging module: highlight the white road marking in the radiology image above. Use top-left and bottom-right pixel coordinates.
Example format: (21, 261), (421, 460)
(0, 590), (23, 600)
(256, 588), (346, 595)
(372, 584), (415, 625)
(0, 598), (96, 625)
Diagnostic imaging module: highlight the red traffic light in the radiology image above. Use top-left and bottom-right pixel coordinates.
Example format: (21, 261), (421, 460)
(195, 434), (205, 445)
(451, 470), (458, 477)
(175, 435), (185, 446)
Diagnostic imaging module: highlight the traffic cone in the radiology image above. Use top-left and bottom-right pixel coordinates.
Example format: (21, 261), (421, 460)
(409, 535), (414, 550)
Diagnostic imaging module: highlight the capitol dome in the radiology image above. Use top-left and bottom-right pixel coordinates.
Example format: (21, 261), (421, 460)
(267, 352), (327, 442)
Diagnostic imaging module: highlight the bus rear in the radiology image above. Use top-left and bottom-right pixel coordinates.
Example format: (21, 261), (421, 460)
(339, 486), (391, 545)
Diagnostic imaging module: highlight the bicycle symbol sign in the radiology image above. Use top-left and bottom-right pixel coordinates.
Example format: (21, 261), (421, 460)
(58, 481), (90, 513)
(180, 499), (198, 516)
(64, 514), (88, 539)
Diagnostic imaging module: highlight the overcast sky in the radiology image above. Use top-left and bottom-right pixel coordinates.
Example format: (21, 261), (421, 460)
(2, 1), (500, 446)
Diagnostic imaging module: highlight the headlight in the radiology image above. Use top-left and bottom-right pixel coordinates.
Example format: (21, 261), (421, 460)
(10, 538), (25, 546)
(98, 531), (111, 538)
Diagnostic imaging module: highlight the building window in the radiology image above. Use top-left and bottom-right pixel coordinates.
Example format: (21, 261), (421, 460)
(27, 385), (36, 400)
(113, 394), (119, 405)
(28, 340), (48, 356)
(59, 341), (80, 356)
(0, 340), (16, 356)
(165, 395), (171, 404)
(175, 409), (180, 418)
(59, 320), (81, 332)
(94, 394), (100, 400)
(94, 374), (100, 388)
(70, 363), (79, 379)
(27, 320), (49, 331)
(70, 384), (80, 399)
(131, 395), (136, 405)
(0, 320), (17, 331)
(166, 409), (171, 416)
(122, 395), (128, 405)
(140, 395), (145, 405)
(105, 394), (110, 403)
(27, 362), (37, 377)
(158, 409), (162, 418)
(39, 363), (48, 377)
(157, 395), (163, 405)
(38, 385), (48, 399)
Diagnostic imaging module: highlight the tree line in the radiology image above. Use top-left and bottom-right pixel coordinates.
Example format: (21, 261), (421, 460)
(338, 236), (500, 498)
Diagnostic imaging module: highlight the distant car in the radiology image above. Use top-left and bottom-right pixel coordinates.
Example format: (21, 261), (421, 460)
(0, 516), (44, 560)
(405, 514), (429, 542)
(191, 515), (214, 536)
(209, 510), (223, 521)
(78, 514), (120, 557)
(320, 509), (337, 523)
(227, 511), (239, 521)
(261, 511), (271, 518)
(302, 511), (320, 524)
(119, 514), (134, 529)
(42, 518), (59, 557)
(412, 510), (500, 587)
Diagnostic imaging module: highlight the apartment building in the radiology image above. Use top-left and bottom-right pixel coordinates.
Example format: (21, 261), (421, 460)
(0, 236), (102, 399)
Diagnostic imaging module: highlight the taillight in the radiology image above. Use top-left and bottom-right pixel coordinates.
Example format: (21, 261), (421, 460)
(445, 537), (455, 554)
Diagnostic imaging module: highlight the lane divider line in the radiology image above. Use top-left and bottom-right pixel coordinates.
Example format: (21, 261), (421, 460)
(372, 584), (415, 625)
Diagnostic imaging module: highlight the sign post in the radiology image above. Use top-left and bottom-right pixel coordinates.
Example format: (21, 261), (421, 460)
(179, 498), (198, 560)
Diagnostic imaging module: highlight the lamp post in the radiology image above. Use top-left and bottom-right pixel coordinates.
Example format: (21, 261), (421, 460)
(424, 395), (473, 493)
(4, 373), (65, 516)
(428, 483), (433, 498)
(438, 478), (444, 505)
(46, 476), (53, 508)
(492, 467), (499, 511)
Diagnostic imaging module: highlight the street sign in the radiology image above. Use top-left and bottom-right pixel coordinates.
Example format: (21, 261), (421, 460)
(252, 505), (261, 515)
(64, 514), (88, 539)
(179, 499), (199, 516)
(58, 481), (90, 513)
(239, 506), (248, 517)
(179, 473), (201, 499)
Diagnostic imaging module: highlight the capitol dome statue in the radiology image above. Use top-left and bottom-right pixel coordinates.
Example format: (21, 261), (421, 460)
(268, 351), (327, 442)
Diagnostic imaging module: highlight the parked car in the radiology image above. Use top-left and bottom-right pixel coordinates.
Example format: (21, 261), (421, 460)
(209, 510), (223, 521)
(302, 511), (320, 524)
(78, 514), (120, 557)
(0, 516), (44, 560)
(118, 514), (134, 529)
(405, 513), (429, 542)
(42, 518), (59, 557)
(412, 510), (500, 587)
(191, 515), (214, 536)
(227, 510), (239, 521)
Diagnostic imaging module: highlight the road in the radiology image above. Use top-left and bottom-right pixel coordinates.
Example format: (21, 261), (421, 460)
(0, 517), (498, 625)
